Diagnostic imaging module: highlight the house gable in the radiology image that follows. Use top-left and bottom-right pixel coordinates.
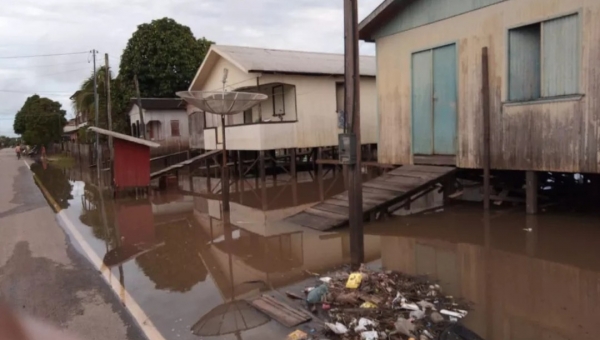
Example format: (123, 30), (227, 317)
(188, 47), (253, 92)
(360, 0), (506, 41)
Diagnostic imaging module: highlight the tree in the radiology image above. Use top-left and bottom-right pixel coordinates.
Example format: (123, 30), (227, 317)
(71, 66), (110, 120)
(0, 135), (19, 147)
(119, 18), (214, 98)
(14, 95), (66, 146)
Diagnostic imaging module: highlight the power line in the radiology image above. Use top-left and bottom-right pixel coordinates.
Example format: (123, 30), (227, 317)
(0, 61), (90, 70)
(0, 89), (72, 94)
(0, 51), (89, 59)
(0, 67), (90, 80)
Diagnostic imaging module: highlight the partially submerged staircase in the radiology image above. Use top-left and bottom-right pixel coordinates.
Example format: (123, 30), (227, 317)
(150, 149), (222, 179)
(285, 165), (456, 231)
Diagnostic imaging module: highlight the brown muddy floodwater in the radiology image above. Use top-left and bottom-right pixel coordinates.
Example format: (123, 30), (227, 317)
(32, 161), (600, 340)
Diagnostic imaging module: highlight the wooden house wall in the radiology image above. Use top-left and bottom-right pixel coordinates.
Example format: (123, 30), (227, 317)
(373, 0), (600, 173)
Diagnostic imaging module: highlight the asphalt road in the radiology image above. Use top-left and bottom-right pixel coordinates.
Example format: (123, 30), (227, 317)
(0, 148), (145, 340)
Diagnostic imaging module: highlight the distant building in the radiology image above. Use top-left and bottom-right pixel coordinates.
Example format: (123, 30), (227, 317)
(63, 118), (79, 142)
(127, 98), (189, 156)
(360, 0), (597, 174)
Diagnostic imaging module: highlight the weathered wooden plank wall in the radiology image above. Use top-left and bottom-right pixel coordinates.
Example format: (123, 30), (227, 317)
(373, 0), (600, 173)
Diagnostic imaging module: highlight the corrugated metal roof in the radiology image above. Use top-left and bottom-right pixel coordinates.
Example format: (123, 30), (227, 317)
(88, 127), (160, 148)
(213, 45), (376, 77)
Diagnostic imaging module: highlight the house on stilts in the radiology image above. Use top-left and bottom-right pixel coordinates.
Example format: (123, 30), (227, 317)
(359, 0), (600, 213)
(185, 44), (378, 178)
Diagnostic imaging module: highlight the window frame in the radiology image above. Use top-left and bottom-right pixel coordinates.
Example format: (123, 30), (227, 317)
(243, 108), (253, 124)
(170, 120), (180, 137)
(272, 85), (286, 117)
(505, 10), (582, 103)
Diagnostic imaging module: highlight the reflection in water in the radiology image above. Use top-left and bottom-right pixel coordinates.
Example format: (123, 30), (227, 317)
(136, 218), (208, 292)
(191, 212), (272, 340)
(374, 206), (600, 340)
(36, 161), (600, 340)
(30, 162), (73, 209)
(191, 300), (270, 339)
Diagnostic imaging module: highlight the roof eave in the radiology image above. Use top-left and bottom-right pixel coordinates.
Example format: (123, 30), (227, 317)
(250, 70), (376, 78)
(359, 0), (407, 42)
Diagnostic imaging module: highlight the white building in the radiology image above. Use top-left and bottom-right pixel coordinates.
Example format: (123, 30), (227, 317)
(127, 98), (189, 155)
(186, 45), (377, 151)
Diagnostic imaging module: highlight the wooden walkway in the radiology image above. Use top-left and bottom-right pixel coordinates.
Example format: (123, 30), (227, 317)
(150, 149), (222, 179)
(285, 165), (457, 231)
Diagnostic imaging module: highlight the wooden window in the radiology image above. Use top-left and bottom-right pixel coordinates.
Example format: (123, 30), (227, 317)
(171, 120), (180, 137)
(243, 108), (253, 124)
(148, 124), (154, 139)
(508, 13), (579, 101)
(272, 85), (285, 116)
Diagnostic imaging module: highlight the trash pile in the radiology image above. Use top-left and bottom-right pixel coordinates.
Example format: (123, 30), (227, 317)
(299, 266), (471, 340)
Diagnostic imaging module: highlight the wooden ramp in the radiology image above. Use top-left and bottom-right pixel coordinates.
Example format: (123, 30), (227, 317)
(285, 165), (456, 231)
(150, 149), (222, 179)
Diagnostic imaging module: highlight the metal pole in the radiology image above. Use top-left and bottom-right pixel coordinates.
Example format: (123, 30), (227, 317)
(221, 115), (230, 212)
(344, 0), (364, 266)
(134, 75), (146, 139)
(93, 49), (101, 185)
(105, 53), (114, 162)
(482, 47), (491, 211)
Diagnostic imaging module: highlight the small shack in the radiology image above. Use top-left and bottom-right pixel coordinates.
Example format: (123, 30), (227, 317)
(88, 127), (159, 192)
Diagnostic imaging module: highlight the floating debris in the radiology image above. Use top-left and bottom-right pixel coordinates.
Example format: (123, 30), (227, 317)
(295, 266), (474, 340)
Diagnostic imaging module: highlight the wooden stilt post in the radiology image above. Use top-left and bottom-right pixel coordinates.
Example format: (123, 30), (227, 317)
(290, 148), (297, 179)
(482, 47), (492, 211)
(525, 215), (537, 256)
(206, 159), (211, 191)
(271, 150), (277, 182)
(344, 0), (364, 266)
(259, 150), (267, 209)
(526, 171), (538, 214)
(317, 147), (324, 201)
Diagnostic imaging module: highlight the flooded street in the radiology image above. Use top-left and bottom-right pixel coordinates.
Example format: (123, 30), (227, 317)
(31, 160), (600, 340)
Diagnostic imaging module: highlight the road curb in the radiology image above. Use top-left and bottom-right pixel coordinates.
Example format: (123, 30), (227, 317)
(32, 172), (62, 213)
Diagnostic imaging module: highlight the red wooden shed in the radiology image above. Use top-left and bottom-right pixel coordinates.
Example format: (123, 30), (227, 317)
(89, 127), (159, 191)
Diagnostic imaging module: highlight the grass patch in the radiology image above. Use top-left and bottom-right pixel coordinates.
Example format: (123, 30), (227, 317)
(47, 154), (76, 169)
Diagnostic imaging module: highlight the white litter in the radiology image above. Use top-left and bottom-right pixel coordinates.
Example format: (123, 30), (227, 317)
(417, 300), (436, 310)
(319, 277), (332, 283)
(360, 331), (379, 340)
(440, 309), (468, 318)
(325, 322), (349, 335)
(354, 318), (376, 332)
(400, 301), (420, 311)
(409, 310), (426, 320)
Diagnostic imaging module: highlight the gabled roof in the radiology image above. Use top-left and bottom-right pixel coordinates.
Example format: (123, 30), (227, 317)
(128, 98), (184, 110)
(189, 45), (376, 90)
(359, 0), (408, 42)
(88, 127), (160, 148)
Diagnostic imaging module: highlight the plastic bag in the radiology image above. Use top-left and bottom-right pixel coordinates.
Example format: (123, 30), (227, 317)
(346, 272), (363, 289)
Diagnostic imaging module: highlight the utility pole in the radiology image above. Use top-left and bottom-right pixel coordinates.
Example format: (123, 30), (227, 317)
(105, 53), (114, 162)
(134, 75), (146, 139)
(92, 49), (101, 185)
(344, 0), (364, 266)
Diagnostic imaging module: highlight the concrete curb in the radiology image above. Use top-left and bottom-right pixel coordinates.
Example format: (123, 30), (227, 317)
(32, 173), (62, 213)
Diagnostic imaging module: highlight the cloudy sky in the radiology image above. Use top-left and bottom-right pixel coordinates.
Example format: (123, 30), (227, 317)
(0, 0), (382, 137)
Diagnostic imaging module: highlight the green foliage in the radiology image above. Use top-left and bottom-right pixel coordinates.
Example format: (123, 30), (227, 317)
(71, 17), (214, 136)
(13, 95), (66, 146)
(0, 135), (20, 147)
(119, 18), (213, 98)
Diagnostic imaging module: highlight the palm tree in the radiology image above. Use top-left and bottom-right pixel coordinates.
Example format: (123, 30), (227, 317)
(71, 66), (112, 128)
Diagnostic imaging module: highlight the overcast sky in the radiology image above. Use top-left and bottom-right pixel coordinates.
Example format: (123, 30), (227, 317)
(0, 0), (382, 137)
